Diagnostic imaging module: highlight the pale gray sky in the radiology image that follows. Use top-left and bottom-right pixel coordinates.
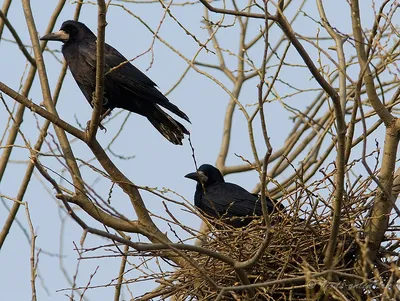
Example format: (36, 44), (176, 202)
(0, 1), (395, 300)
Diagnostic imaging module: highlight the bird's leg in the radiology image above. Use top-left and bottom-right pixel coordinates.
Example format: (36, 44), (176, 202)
(98, 96), (110, 131)
(98, 121), (107, 132)
(87, 94), (109, 132)
(86, 120), (106, 132)
(100, 108), (112, 122)
(86, 119), (106, 132)
(96, 108), (112, 132)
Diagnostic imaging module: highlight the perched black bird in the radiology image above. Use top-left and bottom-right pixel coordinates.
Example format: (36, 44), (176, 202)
(41, 20), (190, 145)
(185, 164), (284, 227)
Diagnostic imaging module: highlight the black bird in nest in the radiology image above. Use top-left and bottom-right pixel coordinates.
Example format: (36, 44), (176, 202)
(185, 164), (284, 227)
(41, 20), (190, 145)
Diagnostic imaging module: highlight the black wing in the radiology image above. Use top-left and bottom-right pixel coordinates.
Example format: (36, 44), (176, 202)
(251, 193), (285, 212)
(102, 44), (190, 122)
(104, 44), (157, 87)
(200, 182), (275, 218)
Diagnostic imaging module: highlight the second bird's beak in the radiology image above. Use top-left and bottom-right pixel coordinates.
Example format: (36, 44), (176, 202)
(185, 171), (208, 183)
(40, 30), (69, 42)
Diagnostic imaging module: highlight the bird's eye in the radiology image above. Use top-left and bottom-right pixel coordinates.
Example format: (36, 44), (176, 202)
(61, 25), (76, 35)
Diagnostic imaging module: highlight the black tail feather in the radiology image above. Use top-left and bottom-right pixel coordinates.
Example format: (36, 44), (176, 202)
(146, 107), (189, 145)
(158, 101), (191, 123)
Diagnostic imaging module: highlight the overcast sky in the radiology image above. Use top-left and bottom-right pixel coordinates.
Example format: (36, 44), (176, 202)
(0, 1), (395, 300)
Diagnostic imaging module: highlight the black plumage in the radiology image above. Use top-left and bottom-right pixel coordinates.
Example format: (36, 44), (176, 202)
(185, 164), (284, 227)
(41, 20), (190, 145)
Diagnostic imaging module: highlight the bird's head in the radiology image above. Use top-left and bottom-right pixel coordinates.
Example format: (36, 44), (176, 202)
(185, 164), (225, 186)
(40, 20), (95, 44)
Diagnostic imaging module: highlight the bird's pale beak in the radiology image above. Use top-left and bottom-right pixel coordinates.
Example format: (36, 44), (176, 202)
(40, 30), (69, 42)
(185, 171), (208, 183)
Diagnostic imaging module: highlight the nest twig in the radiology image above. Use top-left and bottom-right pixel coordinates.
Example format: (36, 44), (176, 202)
(145, 167), (400, 300)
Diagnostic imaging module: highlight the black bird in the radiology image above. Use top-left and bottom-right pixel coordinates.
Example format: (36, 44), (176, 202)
(185, 164), (284, 227)
(41, 20), (190, 145)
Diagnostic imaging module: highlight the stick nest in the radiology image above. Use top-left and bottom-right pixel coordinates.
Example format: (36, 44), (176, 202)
(166, 171), (399, 300)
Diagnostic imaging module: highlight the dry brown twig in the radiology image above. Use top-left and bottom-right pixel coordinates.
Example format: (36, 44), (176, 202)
(0, 0), (399, 299)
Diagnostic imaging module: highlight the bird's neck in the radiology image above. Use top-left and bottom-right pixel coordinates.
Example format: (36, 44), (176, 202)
(196, 182), (208, 193)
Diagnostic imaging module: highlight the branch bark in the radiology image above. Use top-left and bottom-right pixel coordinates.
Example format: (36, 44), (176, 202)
(87, 1), (107, 141)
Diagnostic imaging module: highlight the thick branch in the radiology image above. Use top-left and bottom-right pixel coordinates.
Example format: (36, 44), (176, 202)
(316, 0), (347, 272)
(57, 194), (144, 233)
(21, 0), (86, 196)
(199, 0), (276, 21)
(0, 0), (69, 249)
(350, 0), (393, 126)
(0, 82), (86, 140)
(87, 1), (107, 141)
(0, 10), (36, 66)
(364, 122), (400, 267)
